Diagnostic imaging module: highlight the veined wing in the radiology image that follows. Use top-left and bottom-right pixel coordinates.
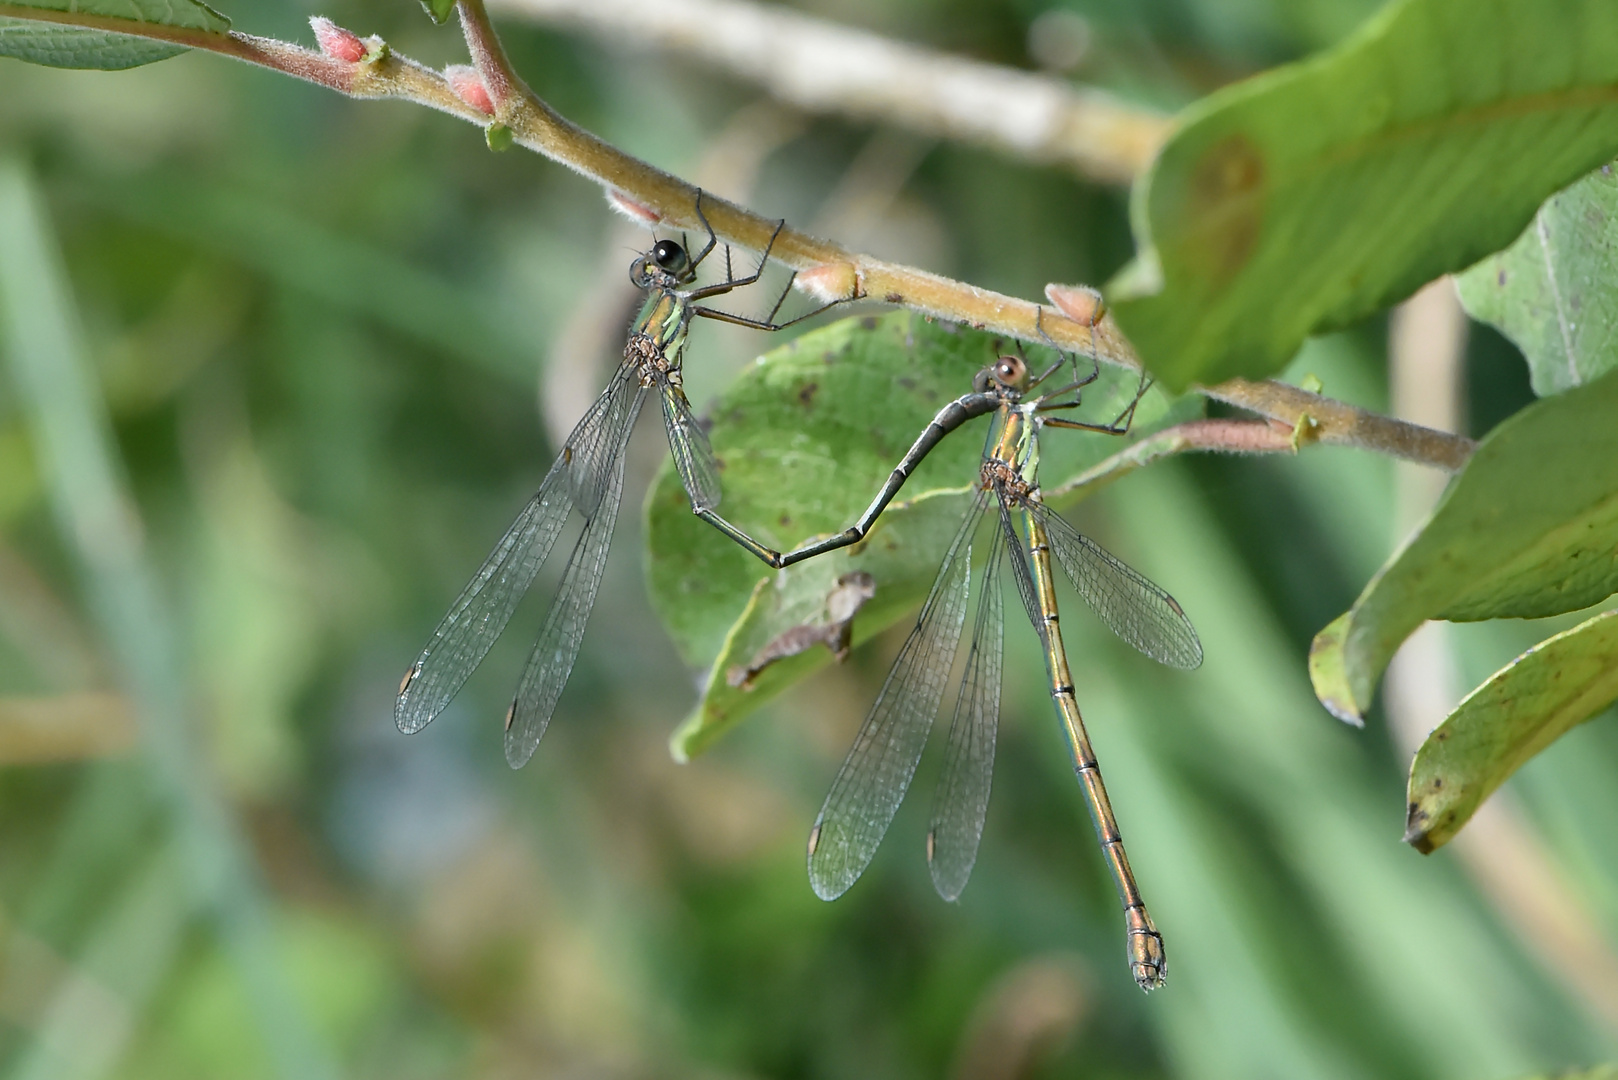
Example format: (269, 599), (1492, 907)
(569, 361), (639, 518)
(999, 496), (1043, 643)
(807, 488), (988, 901)
(1031, 502), (1203, 670)
(505, 390), (647, 767)
(661, 384), (722, 512)
(926, 517), (1005, 902)
(394, 368), (639, 736)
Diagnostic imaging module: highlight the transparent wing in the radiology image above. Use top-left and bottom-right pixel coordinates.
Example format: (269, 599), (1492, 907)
(393, 370), (639, 736)
(926, 519), (1005, 902)
(999, 496), (1043, 643)
(661, 385), (722, 512)
(569, 361), (639, 518)
(504, 389), (647, 767)
(807, 489), (988, 901)
(1031, 502), (1203, 670)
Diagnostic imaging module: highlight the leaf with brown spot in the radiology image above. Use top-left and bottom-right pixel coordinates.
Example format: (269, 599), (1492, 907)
(726, 572), (875, 689)
(1110, 0), (1618, 391)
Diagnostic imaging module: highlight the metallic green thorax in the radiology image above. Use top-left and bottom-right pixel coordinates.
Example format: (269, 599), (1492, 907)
(984, 400), (1042, 488)
(634, 289), (691, 361)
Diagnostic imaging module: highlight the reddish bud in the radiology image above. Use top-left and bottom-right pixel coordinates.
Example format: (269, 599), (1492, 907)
(1044, 282), (1106, 327)
(795, 262), (862, 304)
(310, 16), (366, 63)
(446, 65), (496, 116)
(605, 190), (663, 225)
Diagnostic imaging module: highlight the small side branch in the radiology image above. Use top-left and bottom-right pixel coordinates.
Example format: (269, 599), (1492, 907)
(1205, 378), (1476, 471)
(458, 0), (522, 110)
(1045, 419), (1293, 504)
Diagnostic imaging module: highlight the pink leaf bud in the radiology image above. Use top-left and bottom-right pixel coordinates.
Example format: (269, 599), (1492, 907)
(605, 190), (663, 225)
(1044, 282), (1106, 327)
(310, 16), (366, 63)
(446, 65), (496, 116)
(795, 262), (862, 304)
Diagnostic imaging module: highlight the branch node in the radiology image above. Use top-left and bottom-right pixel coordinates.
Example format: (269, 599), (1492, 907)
(797, 263), (863, 303)
(606, 190), (664, 225)
(446, 64), (496, 115)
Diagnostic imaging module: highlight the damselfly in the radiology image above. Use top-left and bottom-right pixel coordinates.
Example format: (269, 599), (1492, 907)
(396, 193), (830, 766)
(792, 345), (1202, 991)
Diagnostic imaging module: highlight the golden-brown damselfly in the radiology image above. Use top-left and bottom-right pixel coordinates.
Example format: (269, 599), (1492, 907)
(800, 349), (1202, 991)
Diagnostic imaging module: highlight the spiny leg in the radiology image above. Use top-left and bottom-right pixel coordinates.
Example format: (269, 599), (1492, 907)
(685, 188), (720, 272)
(1041, 370), (1151, 435)
(690, 288), (845, 334)
(1029, 306), (1101, 409)
(685, 192), (786, 300)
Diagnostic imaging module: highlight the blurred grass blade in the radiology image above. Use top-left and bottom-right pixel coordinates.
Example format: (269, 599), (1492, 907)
(10, 843), (188, 1080)
(1405, 610), (1618, 854)
(1107, 0), (1618, 392)
(1310, 368), (1618, 724)
(0, 692), (135, 763)
(0, 0), (228, 69)
(1456, 163), (1618, 397)
(1113, 465), (1601, 1072)
(646, 312), (1198, 758)
(96, 179), (536, 383)
(0, 157), (340, 1080)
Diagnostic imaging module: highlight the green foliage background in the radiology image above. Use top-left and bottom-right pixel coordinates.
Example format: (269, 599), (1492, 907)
(0, 1), (1615, 1078)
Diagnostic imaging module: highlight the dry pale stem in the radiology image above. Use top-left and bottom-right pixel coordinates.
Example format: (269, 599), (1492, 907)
(484, 0), (1172, 185)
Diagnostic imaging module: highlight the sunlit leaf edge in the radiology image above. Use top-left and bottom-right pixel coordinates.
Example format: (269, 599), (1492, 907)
(1404, 609), (1618, 853)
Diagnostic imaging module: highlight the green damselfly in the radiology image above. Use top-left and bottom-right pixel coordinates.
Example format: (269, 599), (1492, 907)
(784, 344), (1202, 991)
(396, 193), (832, 766)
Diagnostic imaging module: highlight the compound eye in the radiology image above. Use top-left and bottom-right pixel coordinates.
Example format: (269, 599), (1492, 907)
(972, 368), (994, 393)
(994, 355), (1026, 386)
(653, 240), (688, 272)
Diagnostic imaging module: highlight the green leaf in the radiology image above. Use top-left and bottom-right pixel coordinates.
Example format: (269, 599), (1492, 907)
(0, 19), (182, 68)
(644, 311), (1197, 759)
(1309, 368), (1618, 724)
(1107, 0), (1618, 393)
(0, 0), (228, 70)
(1509, 1068), (1618, 1080)
(1403, 610), (1618, 853)
(419, 0), (457, 25)
(1455, 163), (1618, 397)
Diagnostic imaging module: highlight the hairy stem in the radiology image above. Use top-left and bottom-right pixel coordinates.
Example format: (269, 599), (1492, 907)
(1045, 419), (1294, 506)
(1205, 378), (1476, 471)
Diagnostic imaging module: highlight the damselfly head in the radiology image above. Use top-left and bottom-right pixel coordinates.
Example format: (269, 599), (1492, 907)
(630, 239), (693, 288)
(974, 352), (1028, 394)
(652, 239), (690, 275)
